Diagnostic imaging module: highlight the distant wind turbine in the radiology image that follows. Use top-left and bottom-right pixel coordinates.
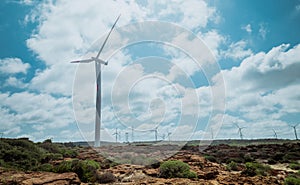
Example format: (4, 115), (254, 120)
(131, 126), (134, 142)
(0, 132), (3, 139)
(112, 128), (120, 143)
(272, 129), (278, 139)
(167, 131), (172, 142)
(71, 14), (121, 147)
(151, 126), (159, 142)
(160, 133), (166, 140)
(234, 123), (246, 140)
(125, 132), (129, 143)
(291, 123), (299, 140)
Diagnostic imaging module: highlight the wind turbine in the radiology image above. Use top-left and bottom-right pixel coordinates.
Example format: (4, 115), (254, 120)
(167, 131), (172, 142)
(125, 132), (129, 143)
(291, 123), (299, 140)
(131, 126), (134, 142)
(112, 128), (119, 143)
(151, 126), (159, 142)
(234, 123), (245, 140)
(71, 15), (121, 147)
(272, 129), (278, 139)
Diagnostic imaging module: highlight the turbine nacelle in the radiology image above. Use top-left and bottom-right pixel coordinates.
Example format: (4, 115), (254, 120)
(91, 57), (108, 65)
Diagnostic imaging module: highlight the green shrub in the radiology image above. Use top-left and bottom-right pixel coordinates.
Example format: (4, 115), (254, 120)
(38, 142), (61, 154)
(244, 154), (254, 162)
(159, 160), (197, 179)
(267, 158), (277, 164)
(54, 159), (100, 183)
(226, 157), (244, 164)
(226, 161), (238, 171)
(289, 163), (300, 170)
(283, 152), (300, 163)
(38, 163), (54, 172)
(242, 162), (271, 176)
(284, 176), (300, 185)
(204, 155), (217, 163)
(60, 148), (78, 158)
(54, 160), (73, 173)
(41, 153), (63, 163)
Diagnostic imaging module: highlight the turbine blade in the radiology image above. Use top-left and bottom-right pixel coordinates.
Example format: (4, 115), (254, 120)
(96, 14), (121, 59)
(70, 58), (94, 63)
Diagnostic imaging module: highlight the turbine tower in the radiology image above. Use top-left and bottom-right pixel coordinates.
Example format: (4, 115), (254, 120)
(125, 132), (129, 143)
(131, 126), (134, 142)
(291, 123), (299, 140)
(272, 129), (278, 139)
(71, 15), (121, 147)
(113, 128), (120, 143)
(151, 126), (159, 142)
(234, 123), (245, 140)
(167, 131), (172, 142)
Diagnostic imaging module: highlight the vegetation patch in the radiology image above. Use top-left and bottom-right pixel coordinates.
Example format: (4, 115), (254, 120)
(159, 160), (197, 179)
(289, 163), (300, 170)
(0, 138), (78, 171)
(226, 161), (238, 171)
(54, 159), (100, 183)
(242, 162), (271, 176)
(204, 155), (218, 163)
(97, 172), (116, 184)
(284, 175), (300, 185)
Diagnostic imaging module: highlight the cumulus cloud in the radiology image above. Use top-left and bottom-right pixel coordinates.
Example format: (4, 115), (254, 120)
(222, 40), (252, 60)
(199, 30), (225, 58)
(4, 77), (28, 88)
(212, 43), (300, 139)
(0, 91), (75, 139)
(259, 23), (268, 40)
(0, 58), (30, 74)
(241, 24), (252, 34)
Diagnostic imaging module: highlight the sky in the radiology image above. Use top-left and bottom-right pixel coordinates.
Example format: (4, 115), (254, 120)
(0, 0), (300, 143)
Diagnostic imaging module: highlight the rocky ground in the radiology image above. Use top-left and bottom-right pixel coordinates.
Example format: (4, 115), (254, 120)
(1, 141), (299, 185)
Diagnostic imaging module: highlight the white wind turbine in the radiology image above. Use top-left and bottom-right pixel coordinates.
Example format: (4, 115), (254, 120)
(71, 15), (121, 147)
(234, 123), (246, 140)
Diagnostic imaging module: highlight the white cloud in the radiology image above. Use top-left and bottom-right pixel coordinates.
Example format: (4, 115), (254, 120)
(146, 0), (218, 30)
(222, 40), (252, 60)
(259, 23), (268, 40)
(0, 91), (75, 140)
(199, 30), (225, 58)
(4, 77), (28, 88)
(212, 43), (300, 139)
(0, 58), (30, 74)
(241, 24), (252, 34)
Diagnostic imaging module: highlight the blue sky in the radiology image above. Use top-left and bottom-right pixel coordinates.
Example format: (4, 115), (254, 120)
(0, 0), (300, 142)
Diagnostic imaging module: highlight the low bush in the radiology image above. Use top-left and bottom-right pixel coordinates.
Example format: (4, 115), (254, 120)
(244, 154), (254, 162)
(226, 161), (238, 171)
(54, 159), (100, 183)
(289, 163), (300, 170)
(284, 175), (300, 185)
(283, 152), (300, 163)
(204, 155), (217, 163)
(242, 162), (271, 176)
(226, 157), (244, 164)
(159, 160), (197, 179)
(97, 172), (116, 184)
(41, 153), (63, 163)
(37, 163), (53, 172)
